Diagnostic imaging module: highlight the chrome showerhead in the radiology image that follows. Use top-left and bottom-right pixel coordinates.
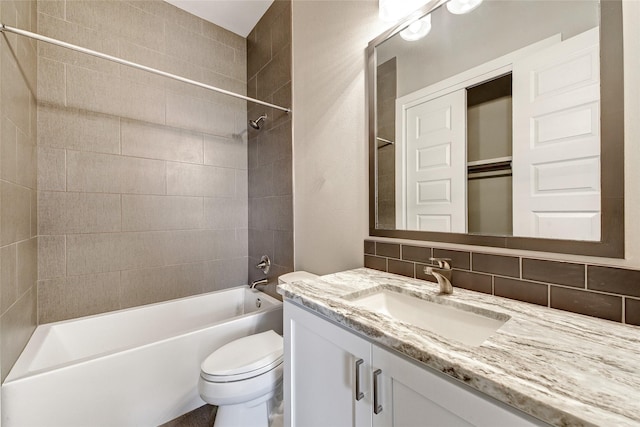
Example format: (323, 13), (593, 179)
(249, 114), (267, 130)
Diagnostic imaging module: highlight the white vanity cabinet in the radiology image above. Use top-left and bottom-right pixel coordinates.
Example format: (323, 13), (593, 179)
(284, 301), (373, 427)
(284, 301), (548, 427)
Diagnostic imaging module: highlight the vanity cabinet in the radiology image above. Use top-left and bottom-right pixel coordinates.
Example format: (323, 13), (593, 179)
(284, 301), (547, 427)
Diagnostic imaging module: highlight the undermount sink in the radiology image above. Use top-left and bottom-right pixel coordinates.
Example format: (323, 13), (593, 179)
(349, 289), (509, 347)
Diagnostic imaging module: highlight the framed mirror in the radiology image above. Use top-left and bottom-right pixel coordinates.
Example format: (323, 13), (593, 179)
(368, 0), (624, 257)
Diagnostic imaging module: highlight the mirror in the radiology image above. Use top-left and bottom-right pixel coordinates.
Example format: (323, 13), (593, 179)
(368, 0), (624, 257)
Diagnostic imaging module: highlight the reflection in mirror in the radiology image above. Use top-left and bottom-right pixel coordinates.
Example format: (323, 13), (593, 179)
(374, 0), (604, 242)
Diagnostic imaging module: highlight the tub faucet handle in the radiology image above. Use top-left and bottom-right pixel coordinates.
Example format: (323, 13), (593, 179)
(256, 255), (271, 275)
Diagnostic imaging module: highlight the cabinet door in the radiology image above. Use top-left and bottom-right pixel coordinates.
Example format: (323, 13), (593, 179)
(371, 345), (548, 427)
(284, 302), (372, 427)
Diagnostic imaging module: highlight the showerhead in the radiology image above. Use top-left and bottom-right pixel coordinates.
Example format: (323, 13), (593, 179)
(249, 114), (267, 130)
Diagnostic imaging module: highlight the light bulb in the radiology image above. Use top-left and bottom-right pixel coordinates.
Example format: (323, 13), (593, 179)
(400, 14), (432, 41)
(446, 0), (483, 15)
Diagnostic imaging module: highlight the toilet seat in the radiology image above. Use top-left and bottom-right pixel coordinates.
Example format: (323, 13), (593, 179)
(201, 330), (283, 382)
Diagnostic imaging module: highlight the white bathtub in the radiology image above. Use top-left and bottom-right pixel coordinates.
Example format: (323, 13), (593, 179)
(2, 286), (283, 427)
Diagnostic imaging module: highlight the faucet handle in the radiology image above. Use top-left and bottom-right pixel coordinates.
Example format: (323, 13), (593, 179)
(429, 257), (452, 270)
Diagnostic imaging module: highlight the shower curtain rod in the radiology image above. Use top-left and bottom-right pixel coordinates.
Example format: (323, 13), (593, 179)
(0, 23), (292, 114)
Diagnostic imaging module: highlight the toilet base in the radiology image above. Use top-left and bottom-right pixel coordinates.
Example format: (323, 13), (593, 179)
(213, 394), (271, 427)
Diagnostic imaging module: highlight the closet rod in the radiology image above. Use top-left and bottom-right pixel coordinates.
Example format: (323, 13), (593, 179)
(0, 23), (292, 114)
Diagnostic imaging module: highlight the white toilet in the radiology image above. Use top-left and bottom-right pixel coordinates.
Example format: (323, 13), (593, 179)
(198, 271), (318, 427)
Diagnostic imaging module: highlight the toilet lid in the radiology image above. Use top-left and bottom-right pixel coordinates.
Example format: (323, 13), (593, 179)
(201, 330), (283, 382)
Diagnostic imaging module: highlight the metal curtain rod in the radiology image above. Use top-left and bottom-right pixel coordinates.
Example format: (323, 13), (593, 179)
(0, 23), (291, 114)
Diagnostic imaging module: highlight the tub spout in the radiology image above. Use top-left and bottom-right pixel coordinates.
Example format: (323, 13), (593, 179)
(250, 278), (269, 289)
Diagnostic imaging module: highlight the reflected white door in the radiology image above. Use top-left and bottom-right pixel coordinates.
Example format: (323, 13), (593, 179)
(512, 27), (600, 241)
(398, 90), (467, 232)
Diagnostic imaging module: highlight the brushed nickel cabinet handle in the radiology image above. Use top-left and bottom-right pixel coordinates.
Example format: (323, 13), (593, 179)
(355, 359), (364, 401)
(373, 369), (383, 414)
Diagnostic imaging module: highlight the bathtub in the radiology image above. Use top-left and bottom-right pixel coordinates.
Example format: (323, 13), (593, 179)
(2, 286), (283, 427)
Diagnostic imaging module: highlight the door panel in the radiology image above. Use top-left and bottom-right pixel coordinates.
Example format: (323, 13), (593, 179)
(512, 27), (600, 240)
(399, 90), (467, 232)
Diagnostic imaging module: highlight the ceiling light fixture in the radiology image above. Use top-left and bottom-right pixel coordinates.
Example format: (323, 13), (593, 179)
(446, 0), (484, 15)
(400, 14), (432, 41)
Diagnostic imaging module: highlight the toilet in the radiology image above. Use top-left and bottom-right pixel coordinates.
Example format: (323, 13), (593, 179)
(198, 272), (318, 427)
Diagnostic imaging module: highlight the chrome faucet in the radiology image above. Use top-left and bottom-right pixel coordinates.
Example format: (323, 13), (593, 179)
(250, 278), (269, 289)
(424, 257), (453, 295)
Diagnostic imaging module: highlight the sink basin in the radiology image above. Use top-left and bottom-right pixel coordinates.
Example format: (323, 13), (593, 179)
(349, 290), (508, 347)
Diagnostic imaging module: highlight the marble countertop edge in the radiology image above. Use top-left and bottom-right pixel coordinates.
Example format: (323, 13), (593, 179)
(277, 268), (640, 427)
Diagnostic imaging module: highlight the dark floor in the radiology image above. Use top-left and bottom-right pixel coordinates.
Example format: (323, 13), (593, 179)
(160, 405), (217, 427)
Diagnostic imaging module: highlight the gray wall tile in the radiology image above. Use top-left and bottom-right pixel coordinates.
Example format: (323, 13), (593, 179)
(1, 181), (31, 246)
(165, 91), (238, 136)
(122, 195), (204, 231)
(37, 146), (66, 191)
(204, 135), (246, 169)
(167, 162), (236, 197)
(34, 0), (249, 325)
(1, 0), (38, 382)
(120, 263), (205, 308)
(37, 57), (66, 106)
(38, 235), (66, 280)
(247, 1), (292, 282)
(38, 272), (121, 323)
(38, 13), (120, 75)
(38, 105), (120, 154)
(204, 197), (247, 230)
(16, 237), (37, 296)
(121, 120), (204, 164)
(1, 117), (17, 182)
(16, 131), (37, 189)
(1, 245), (17, 313)
(66, 151), (166, 195)
(1, 288), (36, 381)
(38, 192), (122, 235)
(204, 257), (248, 291)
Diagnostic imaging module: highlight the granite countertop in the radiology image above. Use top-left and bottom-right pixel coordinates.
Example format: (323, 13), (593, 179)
(277, 268), (640, 427)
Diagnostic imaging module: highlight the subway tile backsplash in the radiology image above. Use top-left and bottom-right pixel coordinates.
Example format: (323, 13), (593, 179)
(364, 239), (640, 326)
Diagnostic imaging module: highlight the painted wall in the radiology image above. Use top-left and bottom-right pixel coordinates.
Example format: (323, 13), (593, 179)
(292, 0), (386, 275)
(36, 0), (249, 323)
(292, 0), (640, 272)
(0, 0), (38, 382)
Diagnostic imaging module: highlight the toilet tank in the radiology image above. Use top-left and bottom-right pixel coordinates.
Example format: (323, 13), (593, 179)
(278, 271), (319, 285)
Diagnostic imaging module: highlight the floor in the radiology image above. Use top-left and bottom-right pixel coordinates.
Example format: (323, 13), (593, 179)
(160, 405), (217, 427)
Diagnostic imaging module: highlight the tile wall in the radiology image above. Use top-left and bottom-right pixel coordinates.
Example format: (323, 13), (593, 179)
(246, 0), (293, 298)
(365, 240), (640, 325)
(0, 0), (38, 381)
(36, 0), (249, 323)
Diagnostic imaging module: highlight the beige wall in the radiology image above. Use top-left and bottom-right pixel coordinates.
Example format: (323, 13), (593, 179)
(36, 0), (249, 323)
(292, 0), (640, 272)
(0, 0), (38, 382)
(292, 0), (386, 275)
